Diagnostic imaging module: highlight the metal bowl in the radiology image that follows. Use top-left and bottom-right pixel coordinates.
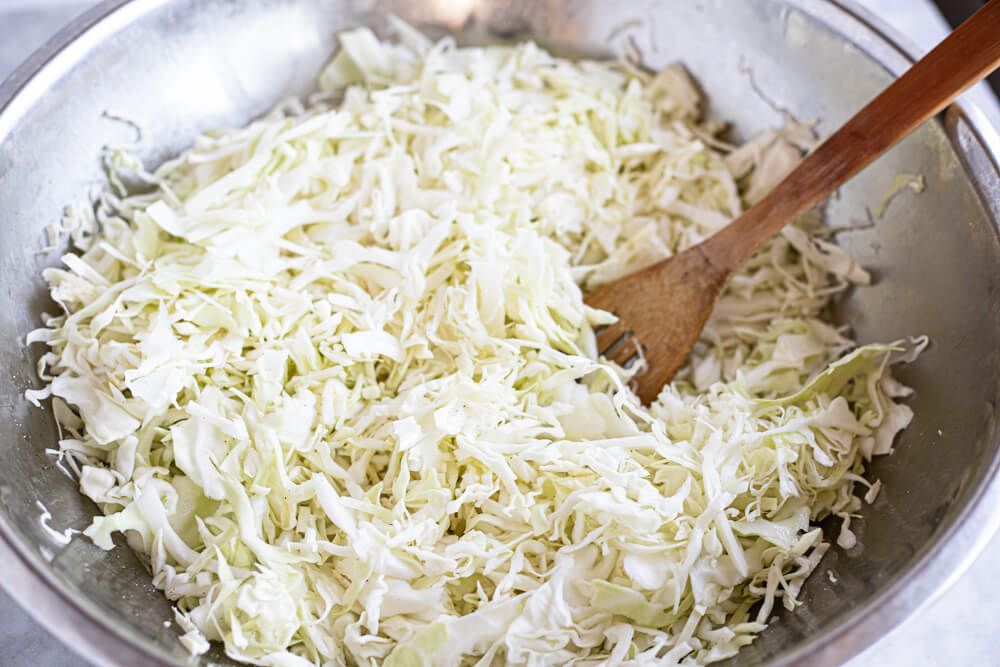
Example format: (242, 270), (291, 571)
(2, 1), (1000, 665)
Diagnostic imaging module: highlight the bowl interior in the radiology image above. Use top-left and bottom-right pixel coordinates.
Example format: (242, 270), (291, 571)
(2, 1), (1000, 665)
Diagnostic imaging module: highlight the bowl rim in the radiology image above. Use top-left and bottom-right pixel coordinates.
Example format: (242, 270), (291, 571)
(1, 1), (999, 666)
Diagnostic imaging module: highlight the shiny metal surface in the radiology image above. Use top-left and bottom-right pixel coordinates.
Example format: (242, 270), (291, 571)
(1, 1), (999, 666)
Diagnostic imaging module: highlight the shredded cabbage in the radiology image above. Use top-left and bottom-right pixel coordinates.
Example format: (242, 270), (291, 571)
(28, 23), (920, 666)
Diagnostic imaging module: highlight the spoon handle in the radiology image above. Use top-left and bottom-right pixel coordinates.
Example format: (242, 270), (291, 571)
(707, 0), (1000, 270)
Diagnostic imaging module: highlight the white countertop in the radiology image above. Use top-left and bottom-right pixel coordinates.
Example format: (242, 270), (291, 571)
(1, 2), (998, 666)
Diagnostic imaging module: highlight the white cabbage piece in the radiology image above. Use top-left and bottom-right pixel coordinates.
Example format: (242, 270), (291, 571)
(27, 22), (919, 667)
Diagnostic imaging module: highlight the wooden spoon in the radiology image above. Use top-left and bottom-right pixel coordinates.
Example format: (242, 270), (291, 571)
(586, 0), (1000, 404)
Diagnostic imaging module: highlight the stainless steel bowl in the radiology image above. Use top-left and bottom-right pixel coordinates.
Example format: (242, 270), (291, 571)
(3, 1), (1000, 665)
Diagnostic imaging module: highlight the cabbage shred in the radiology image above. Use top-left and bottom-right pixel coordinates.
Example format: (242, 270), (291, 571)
(28, 24), (917, 666)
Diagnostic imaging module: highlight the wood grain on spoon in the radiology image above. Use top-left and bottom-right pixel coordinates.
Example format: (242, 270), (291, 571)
(587, 0), (1000, 404)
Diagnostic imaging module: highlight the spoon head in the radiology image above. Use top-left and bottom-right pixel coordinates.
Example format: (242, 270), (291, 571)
(585, 244), (731, 403)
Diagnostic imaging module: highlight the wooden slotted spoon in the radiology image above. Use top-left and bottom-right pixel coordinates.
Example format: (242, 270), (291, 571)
(587, 0), (1000, 404)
